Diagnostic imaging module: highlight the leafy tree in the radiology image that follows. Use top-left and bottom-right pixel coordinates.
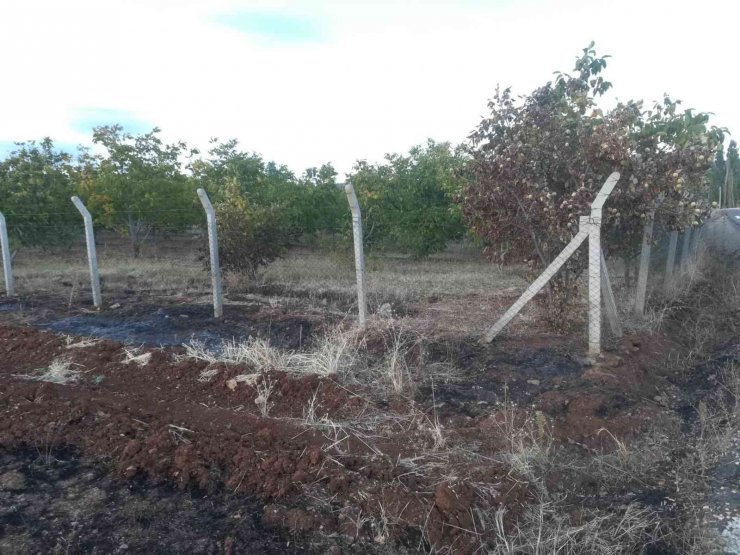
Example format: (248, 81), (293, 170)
(296, 163), (346, 238)
(461, 43), (724, 318)
(212, 179), (291, 279)
(349, 140), (467, 256)
(194, 139), (293, 204)
(302, 163), (338, 188)
(0, 138), (79, 248)
(79, 125), (198, 257)
(194, 140), (345, 239)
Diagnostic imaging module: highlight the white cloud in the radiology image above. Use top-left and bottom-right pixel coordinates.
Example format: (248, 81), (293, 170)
(0, 0), (737, 175)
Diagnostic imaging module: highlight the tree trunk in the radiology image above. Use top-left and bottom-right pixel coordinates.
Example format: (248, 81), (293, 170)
(128, 217), (142, 258)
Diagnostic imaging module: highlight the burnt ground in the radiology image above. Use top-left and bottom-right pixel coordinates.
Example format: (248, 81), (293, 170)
(0, 287), (739, 553)
(0, 447), (305, 555)
(0, 293), (321, 350)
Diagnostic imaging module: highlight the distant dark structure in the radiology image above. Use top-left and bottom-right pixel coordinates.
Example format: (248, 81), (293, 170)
(699, 209), (740, 259)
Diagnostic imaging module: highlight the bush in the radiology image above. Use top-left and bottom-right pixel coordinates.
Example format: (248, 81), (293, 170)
(460, 44), (723, 323)
(212, 180), (292, 279)
(349, 140), (467, 257)
(0, 139), (79, 249)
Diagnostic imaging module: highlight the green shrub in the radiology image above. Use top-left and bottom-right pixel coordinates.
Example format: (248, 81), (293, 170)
(213, 180), (292, 279)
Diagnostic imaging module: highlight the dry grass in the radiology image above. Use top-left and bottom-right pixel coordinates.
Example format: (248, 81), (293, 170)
(11, 240), (529, 342)
(13, 240), (524, 305)
(121, 346), (152, 366)
(254, 374), (275, 417)
(12, 246), (209, 298)
(490, 502), (661, 555)
(181, 320), (430, 396)
(491, 390), (553, 488)
(64, 337), (101, 349)
(252, 247), (526, 306)
(20, 358), (83, 384)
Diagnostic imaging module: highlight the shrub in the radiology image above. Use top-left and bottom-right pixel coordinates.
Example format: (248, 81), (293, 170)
(212, 179), (292, 279)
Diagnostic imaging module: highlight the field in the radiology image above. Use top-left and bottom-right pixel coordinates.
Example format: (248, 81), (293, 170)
(1, 239), (739, 554)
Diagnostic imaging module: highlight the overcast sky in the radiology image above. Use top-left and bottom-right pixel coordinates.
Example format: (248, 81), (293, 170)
(0, 0), (737, 176)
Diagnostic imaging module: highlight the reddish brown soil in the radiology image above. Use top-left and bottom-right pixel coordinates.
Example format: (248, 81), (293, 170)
(0, 323), (690, 553)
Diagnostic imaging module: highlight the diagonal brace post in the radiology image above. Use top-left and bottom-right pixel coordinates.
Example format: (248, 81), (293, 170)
(483, 172), (620, 349)
(483, 226), (588, 343)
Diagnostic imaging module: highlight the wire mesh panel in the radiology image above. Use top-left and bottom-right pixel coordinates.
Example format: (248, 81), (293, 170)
(10, 223), (212, 308)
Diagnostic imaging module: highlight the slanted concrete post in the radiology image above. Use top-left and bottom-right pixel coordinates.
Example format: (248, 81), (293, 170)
(71, 196), (102, 308)
(664, 230), (678, 291)
(345, 184), (367, 326)
(197, 189), (223, 319)
(0, 212), (15, 296)
(484, 221), (588, 343)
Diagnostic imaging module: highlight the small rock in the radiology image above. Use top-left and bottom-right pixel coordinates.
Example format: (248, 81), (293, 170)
(109, 303), (121, 309)
(226, 379), (237, 391)
(378, 303), (393, 319)
(527, 379), (541, 386)
(0, 470), (26, 491)
(653, 395), (668, 406)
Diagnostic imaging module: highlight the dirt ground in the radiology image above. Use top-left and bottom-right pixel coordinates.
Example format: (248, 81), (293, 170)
(0, 271), (738, 554)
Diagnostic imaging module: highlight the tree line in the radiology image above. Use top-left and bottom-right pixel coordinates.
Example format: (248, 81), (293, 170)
(0, 44), (737, 300)
(0, 128), (466, 259)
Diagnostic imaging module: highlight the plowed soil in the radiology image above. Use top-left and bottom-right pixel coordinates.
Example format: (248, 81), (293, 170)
(0, 297), (709, 555)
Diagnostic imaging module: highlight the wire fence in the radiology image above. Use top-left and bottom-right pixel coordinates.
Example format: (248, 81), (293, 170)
(10, 226), (211, 305)
(0, 192), (737, 352)
(0, 198), (523, 335)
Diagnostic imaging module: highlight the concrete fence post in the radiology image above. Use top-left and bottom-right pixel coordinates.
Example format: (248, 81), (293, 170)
(588, 218), (601, 357)
(664, 230), (678, 292)
(586, 172), (620, 357)
(345, 184), (367, 326)
(679, 228), (693, 273)
(0, 212), (15, 296)
(71, 196), (102, 308)
(633, 218), (654, 316)
(197, 189), (223, 319)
